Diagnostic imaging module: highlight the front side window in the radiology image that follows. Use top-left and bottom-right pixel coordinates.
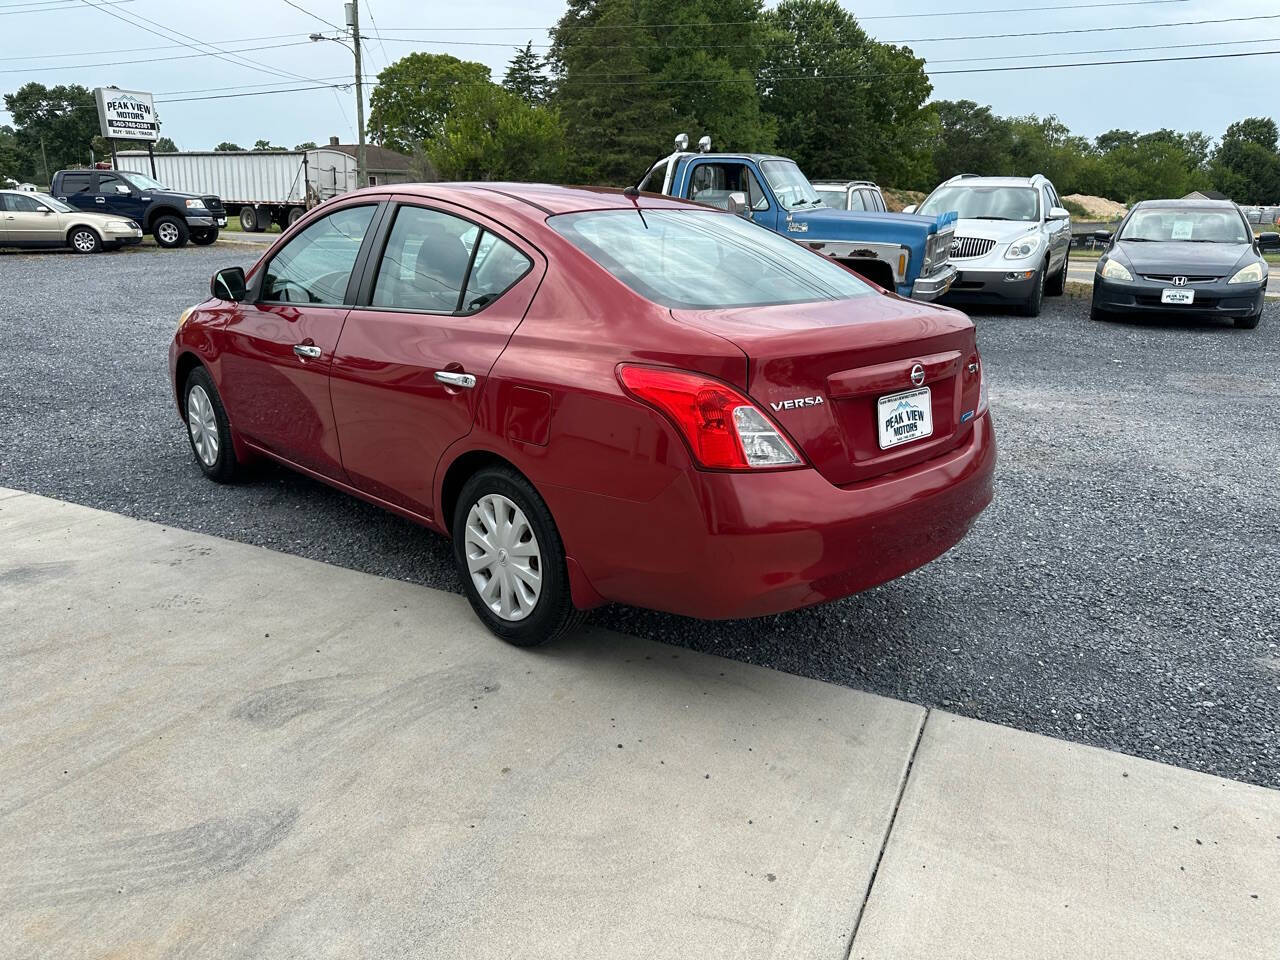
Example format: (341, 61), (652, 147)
(758, 160), (822, 211)
(372, 206), (479, 312)
(689, 163), (767, 212)
(918, 185), (1041, 222)
(847, 190), (867, 211)
(4, 193), (49, 213)
(551, 209), (873, 310)
(96, 173), (127, 195)
(815, 188), (846, 210)
(261, 204), (376, 305)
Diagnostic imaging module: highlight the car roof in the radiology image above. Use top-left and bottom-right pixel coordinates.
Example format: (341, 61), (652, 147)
(946, 176), (1041, 188)
(811, 181), (880, 190)
(343, 182), (712, 217)
(1132, 198), (1238, 210)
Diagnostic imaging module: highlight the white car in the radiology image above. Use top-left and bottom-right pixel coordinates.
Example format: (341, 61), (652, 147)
(907, 174), (1072, 316)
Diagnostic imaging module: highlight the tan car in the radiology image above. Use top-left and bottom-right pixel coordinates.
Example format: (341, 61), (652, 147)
(0, 189), (143, 254)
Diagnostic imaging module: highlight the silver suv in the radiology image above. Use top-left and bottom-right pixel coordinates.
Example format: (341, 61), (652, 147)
(908, 174), (1072, 316)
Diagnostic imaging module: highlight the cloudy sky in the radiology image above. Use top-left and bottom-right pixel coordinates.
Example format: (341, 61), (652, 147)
(2, 0), (1276, 152)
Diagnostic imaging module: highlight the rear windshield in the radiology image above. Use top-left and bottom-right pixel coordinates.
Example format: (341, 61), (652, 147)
(549, 209), (873, 309)
(1120, 207), (1250, 244)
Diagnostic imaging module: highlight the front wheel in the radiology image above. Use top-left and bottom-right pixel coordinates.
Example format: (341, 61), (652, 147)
(452, 466), (583, 646)
(182, 366), (240, 483)
(190, 228), (219, 246)
(1017, 264), (1046, 317)
(1235, 308), (1262, 330)
(154, 215), (189, 248)
(68, 227), (100, 254)
(1046, 246), (1068, 296)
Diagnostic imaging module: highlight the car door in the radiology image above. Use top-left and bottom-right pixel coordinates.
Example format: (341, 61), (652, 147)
(56, 171), (95, 212)
(1043, 183), (1069, 269)
(93, 172), (148, 223)
(217, 201), (381, 478)
(328, 199), (544, 519)
(685, 159), (775, 229)
(3, 192), (64, 245)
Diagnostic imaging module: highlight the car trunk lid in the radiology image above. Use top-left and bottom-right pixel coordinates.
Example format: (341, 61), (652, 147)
(671, 295), (983, 486)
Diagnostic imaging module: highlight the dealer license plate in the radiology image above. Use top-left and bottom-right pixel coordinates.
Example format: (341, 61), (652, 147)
(217, 217), (227, 227)
(1161, 288), (1194, 305)
(877, 386), (933, 450)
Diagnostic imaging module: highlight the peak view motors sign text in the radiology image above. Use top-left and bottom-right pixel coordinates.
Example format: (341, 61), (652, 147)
(94, 88), (159, 142)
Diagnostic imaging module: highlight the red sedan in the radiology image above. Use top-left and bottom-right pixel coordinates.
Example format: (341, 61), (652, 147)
(170, 184), (995, 645)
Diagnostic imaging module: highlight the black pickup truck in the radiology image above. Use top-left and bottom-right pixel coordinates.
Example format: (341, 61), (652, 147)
(51, 168), (227, 248)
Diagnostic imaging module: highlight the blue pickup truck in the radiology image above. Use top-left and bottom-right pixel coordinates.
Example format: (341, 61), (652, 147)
(639, 136), (957, 301)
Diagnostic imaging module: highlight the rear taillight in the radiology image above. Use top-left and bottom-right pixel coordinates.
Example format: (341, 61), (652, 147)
(976, 357), (989, 416)
(618, 365), (802, 471)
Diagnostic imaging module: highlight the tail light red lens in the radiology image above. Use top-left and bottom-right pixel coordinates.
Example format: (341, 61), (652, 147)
(618, 365), (802, 470)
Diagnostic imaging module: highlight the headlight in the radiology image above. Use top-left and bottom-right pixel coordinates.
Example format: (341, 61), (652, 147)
(184, 199), (207, 210)
(1229, 261), (1265, 284)
(1004, 235), (1042, 260)
(1100, 257), (1133, 282)
(178, 306), (196, 329)
(106, 220), (134, 232)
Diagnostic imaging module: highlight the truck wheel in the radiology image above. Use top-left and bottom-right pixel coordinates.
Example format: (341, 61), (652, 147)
(154, 216), (189, 248)
(68, 226), (101, 254)
(287, 206), (305, 226)
(239, 207), (262, 232)
(191, 228), (219, 246)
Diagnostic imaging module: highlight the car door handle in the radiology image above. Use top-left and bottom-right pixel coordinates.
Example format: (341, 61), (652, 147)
(293, 344), (322, 359)
(94, 197), (105, 203)
(434, 370), (476, 389)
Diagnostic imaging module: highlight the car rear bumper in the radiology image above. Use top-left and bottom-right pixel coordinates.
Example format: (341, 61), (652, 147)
(548, 414), (996, 620)
(1092, 276), (1264, 317)
(910, 263), (958, 301)
(942, 266), (1039, 303)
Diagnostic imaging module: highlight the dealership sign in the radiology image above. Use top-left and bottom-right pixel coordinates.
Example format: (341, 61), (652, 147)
(94, 88), (159, 142)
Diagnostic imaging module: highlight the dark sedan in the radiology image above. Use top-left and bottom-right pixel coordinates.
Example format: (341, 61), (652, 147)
(1091, 199), (1271, 329)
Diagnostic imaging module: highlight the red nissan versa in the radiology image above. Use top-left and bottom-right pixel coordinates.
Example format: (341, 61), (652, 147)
(169, 184), (996, 645)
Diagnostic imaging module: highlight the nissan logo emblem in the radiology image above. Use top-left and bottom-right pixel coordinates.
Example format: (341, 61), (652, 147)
(910, 363), (926, 387)
(1171, 276), (1188, 286)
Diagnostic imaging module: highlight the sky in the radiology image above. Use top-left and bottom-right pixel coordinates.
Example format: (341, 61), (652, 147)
(2, 0), (1277, 153)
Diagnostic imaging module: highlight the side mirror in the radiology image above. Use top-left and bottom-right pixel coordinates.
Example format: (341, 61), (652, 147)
(114, 184), (131, 195)
(1258, 231), (1280, 249)
(902, 204), (917, 214)
(726, 192), (752, 219)
(211, 266), (247, 302)
(38, 207), (52, 215)
(1093, 230), (1113, 243)
(1049, 206), (1070, 221)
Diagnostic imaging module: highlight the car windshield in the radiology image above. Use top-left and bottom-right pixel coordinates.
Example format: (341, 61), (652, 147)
(918, 185), (1041, 222)
(550, 209), (873, 310)
(1119, 208), (1251, 244)
(122, 171), (169, 191)
(759, 160), (823, 210)
(814, 188), (846, 210)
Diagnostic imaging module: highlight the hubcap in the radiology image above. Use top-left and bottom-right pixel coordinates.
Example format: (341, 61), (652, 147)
(464, 493), (542, 622)
(158, 223), (179, 244)
(73, 231), (94, 251)
(186, 384), (220, 467)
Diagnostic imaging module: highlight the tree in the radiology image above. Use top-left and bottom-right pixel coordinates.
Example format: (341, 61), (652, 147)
(2, 82), (99, 181)
(503, 42), (549, 105)
(294, 141), (318, 150)
(429, 82), (566, 181)
(0, 124), (20, 182)
(1212, 118), (1280, 204)
(154, 136), (178, 152)
(368, 53), (492, 153)
(253, 139), (283, 151)
(759, 0), (932, 186)
(214, 142), (243, 151)
(932, 100), (1014, 182)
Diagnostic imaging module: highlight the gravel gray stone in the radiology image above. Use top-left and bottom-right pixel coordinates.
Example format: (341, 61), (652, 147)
(2, 245), (1277, 788)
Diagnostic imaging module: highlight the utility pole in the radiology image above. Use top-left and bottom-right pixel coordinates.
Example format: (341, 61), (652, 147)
(347, 0), (366, 189)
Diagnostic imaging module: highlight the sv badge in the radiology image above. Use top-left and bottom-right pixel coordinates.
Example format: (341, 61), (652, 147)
(771, 396), (825, 411)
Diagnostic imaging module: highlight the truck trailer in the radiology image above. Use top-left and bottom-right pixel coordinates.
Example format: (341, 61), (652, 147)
(115, 148), (358, 232)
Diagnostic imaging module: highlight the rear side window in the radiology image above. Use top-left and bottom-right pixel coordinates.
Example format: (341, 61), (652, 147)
(462, 232), (531, 313)
(551, 209), (873, 310)
(60, 173), (92, 194)
(260, 204), (376, 305)
(372, 206), (479, 312)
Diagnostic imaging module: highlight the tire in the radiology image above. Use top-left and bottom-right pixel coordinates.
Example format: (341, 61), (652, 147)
(287, 206), (305, 226)
(153, 215), (189, 249)
(1017, 263), (1046, 317)
(68, 226), (100, 254)
(1090, 300), (1108, 322)
(190, 228), (219, 246)
(1235, 308), (1262, 330)
(182, 366), (240, 483)
(239, 206), (262, 232)
(451, 466), (583, 647)
(1046, 246), (1068, 296)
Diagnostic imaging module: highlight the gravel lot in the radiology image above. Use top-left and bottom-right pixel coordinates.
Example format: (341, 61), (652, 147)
(2, 244), (1277, 788)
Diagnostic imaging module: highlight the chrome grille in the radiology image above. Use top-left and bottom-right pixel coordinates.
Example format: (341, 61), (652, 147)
(1142, 274), (1219, 284)
(950, 236), (997, 259)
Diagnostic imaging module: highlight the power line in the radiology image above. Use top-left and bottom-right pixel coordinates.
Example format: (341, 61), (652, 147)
(362, 0), (391, 70)
(0, 39), (317, 74)
(279, 0), (339, 31)
(0, 31), (304, 61)
(0, 0), (131, 14)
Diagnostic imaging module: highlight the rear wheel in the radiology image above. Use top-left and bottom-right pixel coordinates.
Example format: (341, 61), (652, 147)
(154, 215), (189, 248)
(1017, 263), (1046, 316)
(452, 466), (583, 646)
(68, 226), (100, 254)
(287, 206), (305, 226)
(190, 228), (219, 246)
(182, 366), (240, 483)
